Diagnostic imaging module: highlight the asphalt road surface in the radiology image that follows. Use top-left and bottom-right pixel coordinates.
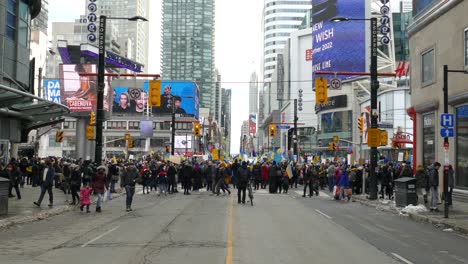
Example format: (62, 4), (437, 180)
(0, 187), (466, 264)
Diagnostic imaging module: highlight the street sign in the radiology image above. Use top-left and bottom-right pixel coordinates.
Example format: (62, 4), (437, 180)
(367, 128), (381, 147)
(440, 128), (454, 138)
(440, 113), (454, 127)
(276, 125), (291, 129)
(330, 78), (341, 90)
(378, 123), (393, 129)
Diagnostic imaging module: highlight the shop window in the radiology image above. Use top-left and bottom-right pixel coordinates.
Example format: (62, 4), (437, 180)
(421, 48), (435, 86)
(422, 113), (435, 167)
(456, 105), (468, 188)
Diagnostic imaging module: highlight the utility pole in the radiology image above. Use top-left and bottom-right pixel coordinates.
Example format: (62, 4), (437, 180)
(171, 96), (176, 155)
(293, 99), (298, 157)
(95, 15), (106, 165)
(443, 65), (449, 219)
(369, 17), (379, 200)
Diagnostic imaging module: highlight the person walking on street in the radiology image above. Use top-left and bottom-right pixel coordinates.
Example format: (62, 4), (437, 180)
(69, 164), (81, 205)
(121, 163), (138, 212)
(237, 162), (250, 204)
(428, 162), (441, 212)
(167, 162), (177, 194)
(415, 164), (428, 204)
(91, 165), (107, 213)
(303, 165), (313, 197)
(327, 163), (336, 193)
(34, 158), (55, 207)
(260, 162), (269, 189)
(7, 158), (21, 199)
(79, 182), (92, 213)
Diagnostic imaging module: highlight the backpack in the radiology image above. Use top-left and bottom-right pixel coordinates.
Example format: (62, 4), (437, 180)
(238, 167), (249, 185)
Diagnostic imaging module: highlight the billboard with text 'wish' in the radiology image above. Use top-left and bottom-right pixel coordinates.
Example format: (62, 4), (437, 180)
(311, 0), (366, 87)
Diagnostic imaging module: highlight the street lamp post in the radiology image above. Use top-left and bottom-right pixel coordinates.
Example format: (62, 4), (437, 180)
(331, 16), (379, 200)
(95, 15), (147, 164)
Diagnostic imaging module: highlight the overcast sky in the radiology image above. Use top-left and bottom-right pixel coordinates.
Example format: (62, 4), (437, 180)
(48, 0), (263, 155)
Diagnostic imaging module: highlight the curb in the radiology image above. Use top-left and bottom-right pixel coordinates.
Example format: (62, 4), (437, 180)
(0, 192), (125, 230)
(352, 196), (468, 236)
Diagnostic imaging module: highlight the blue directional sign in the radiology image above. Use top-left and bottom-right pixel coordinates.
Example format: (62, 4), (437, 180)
(276, 125), (291, 130)
(440, 128), (454, 138)
(440, 113), (454, 127)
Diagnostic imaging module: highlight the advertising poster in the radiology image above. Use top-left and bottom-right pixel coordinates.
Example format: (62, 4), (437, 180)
(112, 80), (199, 119)
(44, 80), (61, 104)
(311, 0), (366, 85)
(249, 114), (256, 134)
(174, 135), (192, 149)
(59, 64), (111, 112)
(361, 106), (371, 144)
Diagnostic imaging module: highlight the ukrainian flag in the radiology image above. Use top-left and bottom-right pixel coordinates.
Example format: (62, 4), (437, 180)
(286, 163), (293, 179)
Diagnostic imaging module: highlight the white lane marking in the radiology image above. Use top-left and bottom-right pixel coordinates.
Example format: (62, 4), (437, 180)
(391, 253), (414, 264)
(314, 209), (332, 219)
(81, 226), (119, 248)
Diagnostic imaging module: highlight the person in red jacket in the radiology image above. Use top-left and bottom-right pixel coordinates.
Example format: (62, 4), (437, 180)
(261, 162), (269, 189)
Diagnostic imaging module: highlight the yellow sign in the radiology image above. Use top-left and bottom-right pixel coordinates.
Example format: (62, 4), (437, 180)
(367, 128), (381, 147)
(212, 148), (219, 161)
(86, 125), (94, 140)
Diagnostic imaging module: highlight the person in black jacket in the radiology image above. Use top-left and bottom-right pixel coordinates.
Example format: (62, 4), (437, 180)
(181, 162), (194, 195)
(167, 163), (177, 194)
(69, 164), (81, 205)
(379, 165), (393, 200)
(236, 162), (250, 204)
(428, 162), (441, 212)
(7, 158), (21, 199)
(121, 163), (138, 212)
(252, 163), (261, 190)
(34, 158), (55, 207)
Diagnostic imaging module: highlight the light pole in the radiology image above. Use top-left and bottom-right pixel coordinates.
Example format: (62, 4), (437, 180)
(95, 15), (147, 164)
(331, 16), (379, 200)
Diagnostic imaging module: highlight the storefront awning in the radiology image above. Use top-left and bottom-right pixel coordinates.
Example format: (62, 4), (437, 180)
(0, 84), (70, 132)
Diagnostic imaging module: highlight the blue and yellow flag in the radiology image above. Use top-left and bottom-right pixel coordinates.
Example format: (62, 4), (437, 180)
(286, 163), (293, 179)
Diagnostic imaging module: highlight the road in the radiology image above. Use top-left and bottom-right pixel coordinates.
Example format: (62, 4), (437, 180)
(0, 187), (466, 264)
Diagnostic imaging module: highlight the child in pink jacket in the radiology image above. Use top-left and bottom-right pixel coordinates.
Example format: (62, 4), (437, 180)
(80, 182), (92, 213)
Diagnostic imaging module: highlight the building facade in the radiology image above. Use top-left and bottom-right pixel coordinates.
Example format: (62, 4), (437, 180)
(161, 0), (215, 113)
(249, 72), (258, 115)
(96, 0), (150, 71)
(262, 0), (311, 83)
(408, 0), (468, 195)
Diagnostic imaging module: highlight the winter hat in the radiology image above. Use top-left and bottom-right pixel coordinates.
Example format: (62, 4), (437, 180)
(97, 165), (108, 175)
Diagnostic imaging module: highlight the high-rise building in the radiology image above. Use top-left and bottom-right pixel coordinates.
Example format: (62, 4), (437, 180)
(221, 88), (231, 153)
(262, 0), (311, 83)
(96, 0), (150, 70)
(249, 72), (258, 115)
(161, 0), (215, 112)
(214, 69), (222, 123)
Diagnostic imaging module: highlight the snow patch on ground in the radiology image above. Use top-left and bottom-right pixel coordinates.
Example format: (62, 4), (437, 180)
(400, 204), (428, 214)
(443, 228), (454, 232)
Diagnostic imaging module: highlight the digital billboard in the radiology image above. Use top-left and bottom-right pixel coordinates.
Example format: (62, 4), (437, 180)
(311, 0), (366, 85)
(175, 135), (192, 149)
(112, 80), (199, 119)
(59, 64), (111, 112)
(43, 80), (61, 104)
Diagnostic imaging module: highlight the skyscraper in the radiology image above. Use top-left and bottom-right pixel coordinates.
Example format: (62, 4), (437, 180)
(262, 0), (311, 83)
(161, 0), (215, 112)
(96, 0), (150, 70)
(249, 72), (258, 115)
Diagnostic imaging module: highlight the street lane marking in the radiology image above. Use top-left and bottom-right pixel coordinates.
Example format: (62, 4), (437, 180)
(225, 193), (233, 264)
(391, 253), (414, 264)
(81, 226), (119, 248)
(315, 209), (332, 219)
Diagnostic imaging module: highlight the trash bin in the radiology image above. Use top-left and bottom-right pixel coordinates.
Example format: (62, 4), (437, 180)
(0, 177), (9, 215)
(394, 177), (418, 207)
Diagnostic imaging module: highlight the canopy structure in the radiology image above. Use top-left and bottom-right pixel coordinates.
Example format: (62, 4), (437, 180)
(0, 84), (70, 141)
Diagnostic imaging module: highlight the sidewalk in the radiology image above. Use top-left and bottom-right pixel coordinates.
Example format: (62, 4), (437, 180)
(352, 194), (468, 235)
(0, 185), (124, 229)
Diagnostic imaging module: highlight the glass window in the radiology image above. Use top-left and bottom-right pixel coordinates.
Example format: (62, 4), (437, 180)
(320, 111), (352, 133)
(465, 28), (468, 68)
(422, 113), (435, 167)
(18, 20), (28, 46)
(421, 48), (435, 85)
(63, 136), (76, 148)
(456, 105), (468, 188)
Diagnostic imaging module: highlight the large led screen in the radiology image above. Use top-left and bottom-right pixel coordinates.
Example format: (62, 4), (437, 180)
(311, 0), (366, 85)
(112, 80), (199, 119)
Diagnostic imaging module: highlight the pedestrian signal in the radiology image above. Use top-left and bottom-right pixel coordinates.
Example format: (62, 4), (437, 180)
(269, 125), (276, 137)
(315, 78), (328, 104)
(148, 80), (161, 107)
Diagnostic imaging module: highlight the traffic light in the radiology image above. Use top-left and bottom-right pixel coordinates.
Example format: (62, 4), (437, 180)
(380, 130), (388, 146)
(194, 122), (201, 136)
(127, 139), (134, 148)
(328, 142), (336, 151)
(55, 131), (64, 143)
(358, 116), (364, 133)
(315, 77), (328, 104)
(148, 80), (161, 107)
(269, 125), (276, 137)
(89, 111), (96, 126)
(86, 125), (94, 140)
